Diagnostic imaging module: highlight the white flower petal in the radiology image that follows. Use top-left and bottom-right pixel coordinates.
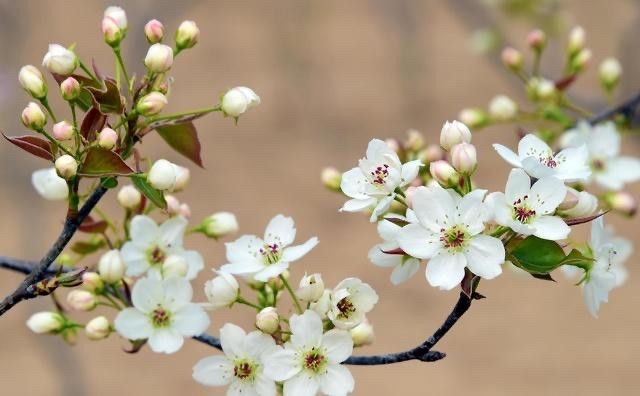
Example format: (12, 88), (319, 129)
(553, 145), (591, 182)
(606, 157), (640, 183)
(368, 244), (402, 268)
(226, 235), (263, 263)
(129, 215), (159, 245)
(518, 134), (552, 159)
(162, 277), (193, 310)
(390, 258), (420, 285)
(411, 186), (456, 233)
(220, 323), (247, 359)
(114, 308), (153, 340)
(397, 223), (441, 259)
(148, 328), (184, 354)
(173, 249), (204, 280)
(289, 310), (323, 349)
(282, 237), (319, 262)
(172, 304), (210, 336)
(220, 262), (265, 276)
(253, 261), (289, 282)
(465, 235), (505, 280)
(370, 195), (395, 222)
(283, 373), (319, 396)
(493, 144), (522, 168)
(521, 156), (555, 179)
(323, 329), (353, 363)
(158, 215), (187, 248)
(400, 160), (422, 186)
(590, 123), (620, 158)
(485, 192), (511, 225)
(192, 356), (234, 386)
(528, 176), (566, 215)
(121, 242), (150, 277)
(426, 253), (467, 290)
(264, 214), (296, 246)
(253, 375), (277, 396)
(243, 331), (276, 358)
(530, 215), (570, 241)
(319, 365), (355, 396)
(131, 277), (164, 312)
(31, 168), (69, 200)
(340, 168), (370, 200)
(377, 219), (401, 241)
(340, 197), (376, 212)
(505, 169), (531, 203)
(366, 139), (398, 165)
(262, 345), (300, 381)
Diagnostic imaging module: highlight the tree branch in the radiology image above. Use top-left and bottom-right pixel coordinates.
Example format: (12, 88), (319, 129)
(0, 186), (108, 316)
(589, 90), (640, 124)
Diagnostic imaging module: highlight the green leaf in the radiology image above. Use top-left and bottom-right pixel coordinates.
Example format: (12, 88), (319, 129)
(70, 239), (105, 255)
(508, 235), (566, 274)
(155, 122), (204, 168)
(559, 249), (594, 271)
(79, 148), (135, 177)
(86, 78), (125, 114)
(101, 177), (118, 189)
(131, 175), (167, 209)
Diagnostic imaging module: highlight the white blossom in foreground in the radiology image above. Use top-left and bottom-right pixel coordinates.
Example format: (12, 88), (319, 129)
(32, 168), (69, 201)
(120, 215), (204, 280)
(582, 217), (618, 318)
(193, 323), (277, 396)
(560, 121), (640, 190)
(397, 185), (505, 290)
(340, 139), (421, 222)
(220, 215), (318, 282)
(368, 213), (420, 285)
(486, 169), (569, 241)
(42, 44), (78, 75)
(493, 133), (590, 182)
(327, 278), (379, 330)
(263, 310), (354, 396)
(114, 276), (209, 354)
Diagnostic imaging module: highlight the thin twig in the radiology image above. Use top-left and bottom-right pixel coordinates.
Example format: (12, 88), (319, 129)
(0, 186), (108, 316)
(588, 91), (640, 124)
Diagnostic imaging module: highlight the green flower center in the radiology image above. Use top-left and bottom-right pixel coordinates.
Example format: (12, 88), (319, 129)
(511, 196), (536, 224)
(151, 307), (171, 328)
(302, 348), (327, 373)
(147, 245), (166, 266)
(440, 225), (469, 253)
(260, 243), (282, 265)
(233, 359), (258, 382)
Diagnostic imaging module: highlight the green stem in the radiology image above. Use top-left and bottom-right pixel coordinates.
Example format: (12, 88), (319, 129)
(79, 60), (99, 82)
(146, 106), (221, 123)
(37, 128), (74, 157)
(39, 98), (58, 123)
(280, 275), (303, 314)
(463, 174), (473, 194)
(113, 47), (131, 94)
(236, 297), (262, 311)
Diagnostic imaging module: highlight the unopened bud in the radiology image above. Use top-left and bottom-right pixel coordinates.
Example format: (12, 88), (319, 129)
(67, 289), (97, 311)
(18, 65), (47, 99)
(200, 212), (239, 239)
(420, 144), (445, 163)
(175, 20), (199, 50)
(405, 185), (418, 208)
(21, 102), (47, 130)
(604, 191), (637, 217)
(599, 57), (622, 91)
(81, 272), (104, 293)
(165, 195), (181, 215)
(60, 77), (81, 101)
(170, 165), (190, 192)
(97, 127), (118, 150)
(42, 44), (78, 76)
(567, 26), (585, 56)
(450, 143), (477, 175)
(162, 254), (189, 278)
(117, 185), (141, 209)
(136, 91), (168, 116)
(559, 189), (598, 218)
(488, 95), (518, 121)
(144, 43), (174, 73)
(350, 318), (374, 347)
(501, 47), (523, 71)
(104, 6), (128, 32)
(570, 48), (592, 74)
(85, 316), (111, 340)
(178, 203), (191, 218)
(26, 311), (64, 334)
(221, 86), (260, 118)
(558, 188), (580, 211)
(296, 273), (325, 302)
(321, 167), (342, 191)
(255, 307), (279, 334)
(204, 272), (240, 310)
(144, 19), (164, 44)
(52, 120), (74, 141)
(98, 249), (125, 283)
(55, 155), (78, 179)
(430, 160), (459, 187)
(102, 16), (124, 47)
(440, 120), (471, 151)
(458, 108), (488, 129)
(529, 77), (556, 101)
(405, 129), (425, 152)
(527, 29), (546, 52)
(148, 159), (177, 190)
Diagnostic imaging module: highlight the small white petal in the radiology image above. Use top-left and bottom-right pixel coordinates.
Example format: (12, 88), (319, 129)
(518, 134), (552, 159)
(114, 308), (153, 340)
(396, 223), (441, 259)
(129, 215), (159, 245)
(192, 356), (234, 386)
(340, 197), (376, 212)
(284, 373), (319, 396)
(121, 242), (150, 277)
(264, 214), (296, 246)
(220, 323), (247, 359)
(368, 244), (402, 268)
(158, 215), (187, 248)
(505, 169), (531, 203)
(400, 160), (422, 185)
(262, 345), (300, 381)
(530, 215), (570, 240)
(319, 365), (355, 396)
(390, 258), (420, 285)
(289, 310), (323, 349)
(148, 329), (184, 354)
(323, 329), (354, 363)
(465, 235), (505, 279)
(253, 261), (289, 282)
(162, 277), (193, 311)
(426, 253), (467, 290)
(173, 249), (204, 280)
(528, 176), (566, 215)
(493, 144), (523, 167)
(282, 237), (319, 262)
(131, 277), (164, 312)
(340, 168), (370, 200)
(172, 304), (210, 336)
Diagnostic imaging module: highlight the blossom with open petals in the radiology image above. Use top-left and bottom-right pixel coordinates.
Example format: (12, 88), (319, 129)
(220, 215), (318, 282)
(327, 278), (378, 330)
(340, 139), (421, 222)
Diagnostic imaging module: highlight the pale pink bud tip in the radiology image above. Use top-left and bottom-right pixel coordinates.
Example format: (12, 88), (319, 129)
(60, 77), (81, 101)
(144, 44), (174, 73)
(501, 47), (523, 70)
(53, 121), (74, 141)
(175, 20), (199, 50)
(98, 127), (118, 150)
(144, 19), (164, 44)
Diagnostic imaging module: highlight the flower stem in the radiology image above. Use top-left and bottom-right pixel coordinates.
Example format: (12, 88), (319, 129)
(37, 128), (74, 157)
(39, 98), (58, 123)
(146, 106), (221, 123)
(280, 275), (303, 314)
(113, 47), (131, 94)
(236, 296), (261, 311)
(79, 60), (99, 82)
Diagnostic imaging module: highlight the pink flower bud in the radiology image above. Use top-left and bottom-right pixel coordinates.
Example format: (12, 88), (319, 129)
(605, 191), (637, 217)
(55, 155), (78, 179)
(144, 19), (164, 44)
(67, 290), (97, 311)
(52, 120), (74, 141)
(165, 195), (181, 215)
(501, 47), (523, 70)
(102, 16), (123, 47)
(136, 91), (168, 116)
(440, 120), (471, 151)
(430, 160), (459, 187)
(21, 102), (47, 130)
(60, 77), (81, 101)
(527, 29), (546, 51)
(420, 144), (445, 163)
(406, 129), (425, 151)
(450, 143), (477, 174)
(175, 20), (199, 50)
(178, 203), (191, 218)
(104, 6), (127, 30)
(144, 43), (173, 73)
(98, 127), (118, 150)
(18, 65), (47, 99)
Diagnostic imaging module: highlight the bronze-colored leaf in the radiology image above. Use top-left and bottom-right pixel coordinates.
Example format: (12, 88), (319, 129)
(79, 147), (135, 177)
(2, 132), (53, 161)
(154, 122), (204, 167)
(80, 107), (107, 142)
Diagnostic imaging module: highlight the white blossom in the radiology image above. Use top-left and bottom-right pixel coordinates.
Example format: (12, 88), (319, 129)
(486, 169), (570, 241)
(120, 215), (204, 280)
(220, 215), (318, 282)
(582, 217), (618, 317)
(340, 139), (421, 222)
(114, 276), (209, 354)
(397, 185), (505, 290)
(327, 278), (378, 330)
(42, 44), (78, 75)
(493, 133), (590, 182)
(263, 310), (355, 396)
(204, 271), (239, 310)
(32, 168), (68, 201)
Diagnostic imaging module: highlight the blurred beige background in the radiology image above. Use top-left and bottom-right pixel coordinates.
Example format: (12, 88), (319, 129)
(1, 0), (639, 395)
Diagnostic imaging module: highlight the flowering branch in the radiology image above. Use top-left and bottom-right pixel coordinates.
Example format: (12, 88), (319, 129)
(0, 186), (107, 316)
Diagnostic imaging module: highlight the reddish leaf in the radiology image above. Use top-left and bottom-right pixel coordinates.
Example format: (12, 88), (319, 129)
(555, 75), (577, 91)
(460, 270), (480, 299)
(80, 107), (107, 142)
(52, 73), (101, 112)
(79, 147), (135, 177)
(380, 247), (406, 255)
(86, 78), (125, 114)
(565, 211), (608, 226)
(78, 216), (108, 234)
(155, 122), (204, 167)
(2, 132), (54, 161)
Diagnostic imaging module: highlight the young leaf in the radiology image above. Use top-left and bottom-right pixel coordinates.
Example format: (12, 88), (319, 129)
(86, 78), (125, 114)
(78, 216), (108, 234)
(508, 235), (566, 274)
(565, 211), (607, 226)
(154, 122), (204, 167)
(79, 148), (135, 177)
(80, 107), (107, 141)
(2, 132), (53, 161)
(71, 239), (105, 255)
(559, 249), (594, 271)
(131, 174), (167, 209)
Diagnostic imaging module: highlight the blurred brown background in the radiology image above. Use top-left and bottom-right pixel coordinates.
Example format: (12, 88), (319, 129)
(1, 0), (639, 395)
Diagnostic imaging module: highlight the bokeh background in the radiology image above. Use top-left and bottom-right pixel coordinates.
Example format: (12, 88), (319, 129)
(0, 0), (639, 395)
